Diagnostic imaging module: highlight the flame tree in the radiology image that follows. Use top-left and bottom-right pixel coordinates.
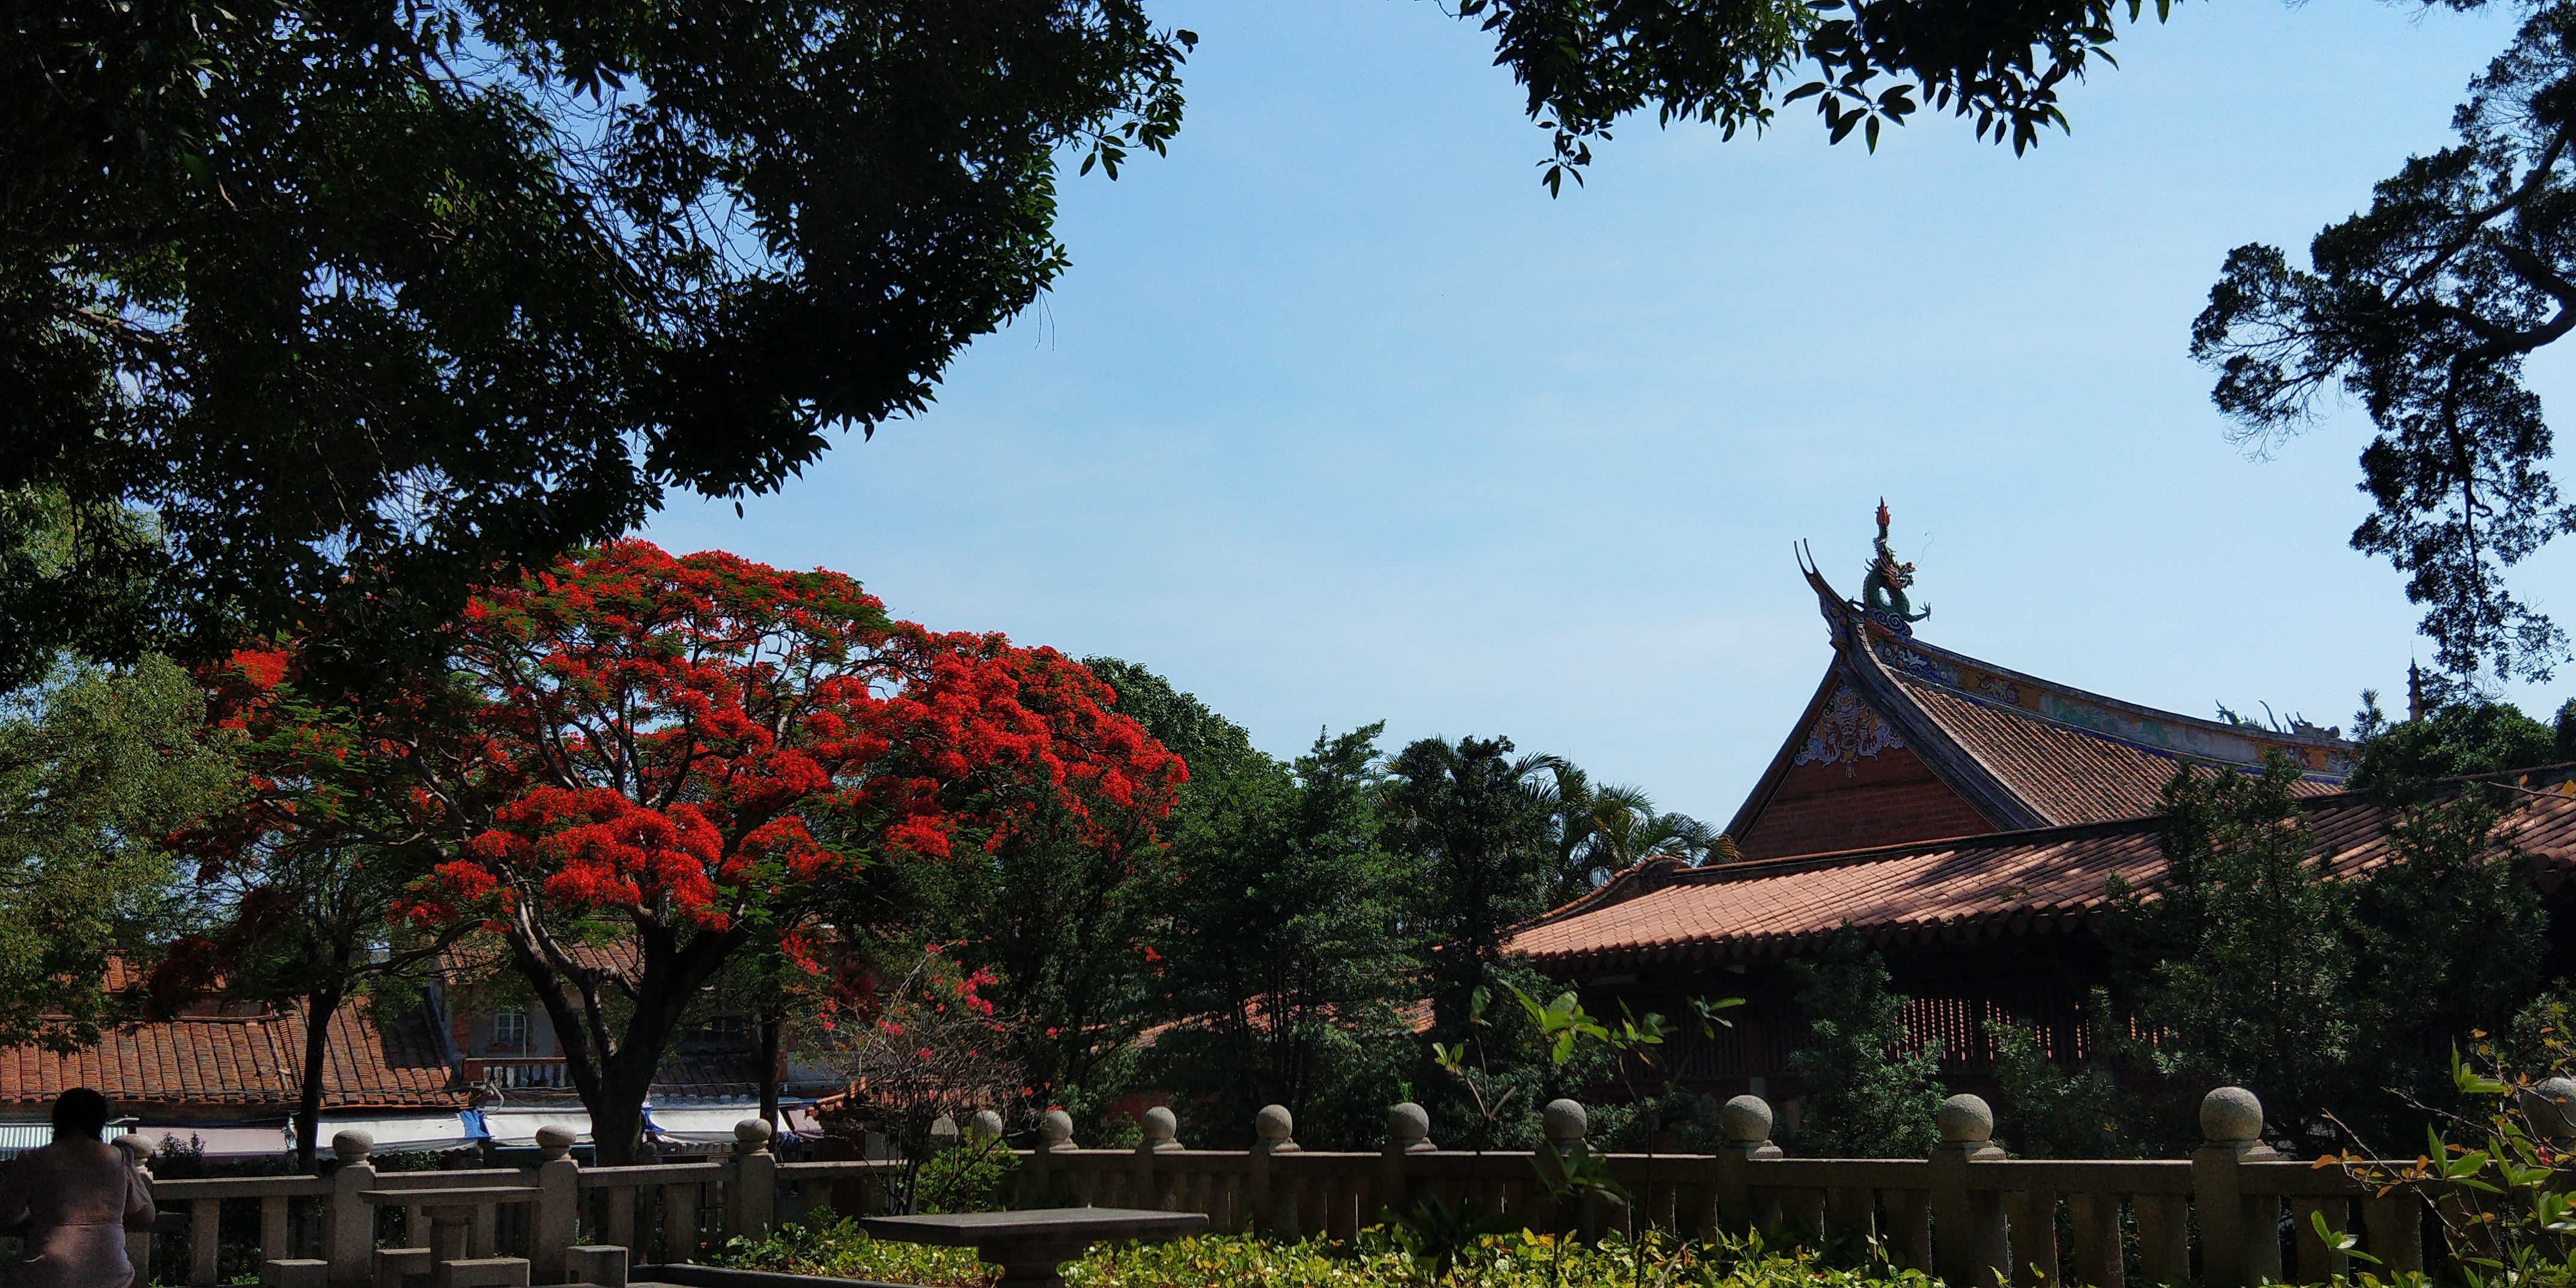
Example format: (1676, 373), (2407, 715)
(197, 541), (1182, 1163)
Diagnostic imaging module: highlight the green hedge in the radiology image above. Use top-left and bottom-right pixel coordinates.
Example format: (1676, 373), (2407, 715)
(714, 1214), (1952, 1287)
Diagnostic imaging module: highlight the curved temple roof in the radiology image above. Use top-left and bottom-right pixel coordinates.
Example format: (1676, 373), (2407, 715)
(1722, 553), (2356, 857)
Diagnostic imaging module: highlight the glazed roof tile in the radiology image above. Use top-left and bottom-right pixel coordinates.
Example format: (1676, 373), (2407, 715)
(1513, 777), (2576, 969)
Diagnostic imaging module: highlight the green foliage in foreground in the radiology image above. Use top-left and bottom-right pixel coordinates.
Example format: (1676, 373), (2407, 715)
(718, 1215), (1948, 1288)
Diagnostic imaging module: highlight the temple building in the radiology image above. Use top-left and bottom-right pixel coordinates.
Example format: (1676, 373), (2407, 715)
(1733, 505), (2354, 861)
(1503, 507), (2576, 1112)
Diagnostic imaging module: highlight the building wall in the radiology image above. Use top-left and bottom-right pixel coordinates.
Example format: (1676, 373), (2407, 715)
(1736, 742), (1997, 859)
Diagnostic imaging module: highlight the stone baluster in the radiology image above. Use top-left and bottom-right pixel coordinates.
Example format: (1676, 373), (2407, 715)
(1248, 1105), (1297, 1236)
(2525, 1076), (2576, 1150)
(327, 1131), (380, 1287)
(2192, 1087), (2279, 1288)
(1018, 1109), (1072, 1211)
(1710, 1095), (1781, 1238)
(1380, 1102), (1432, 1218)
(1135, 1107), (1180, 1211)
(528, 1126), (579, 1284)
(1928, 1094), (2007, 1288)
(1543, 1098), (1595, 1244)
(729, 1119), (776, 1240)
(116, 1133), (157, 1287)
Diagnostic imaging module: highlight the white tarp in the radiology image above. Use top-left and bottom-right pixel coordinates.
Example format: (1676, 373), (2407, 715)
(480, 1108), (592, 1147)
(315, 1114), (481, 1153)
(133, 1125), (293, 1159)
(644, 1105), (767, 1152)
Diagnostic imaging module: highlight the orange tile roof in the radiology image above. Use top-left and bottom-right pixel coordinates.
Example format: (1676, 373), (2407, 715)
(1513, 779), (2576, 969)
(1898, 679), (2347, 824)
(0, 995), (465, 1113)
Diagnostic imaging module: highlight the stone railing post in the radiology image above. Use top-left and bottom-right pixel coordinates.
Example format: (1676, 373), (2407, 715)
(2524, 1076), (2576, 1150)
(1248, 1105), (1298, 1236)
(1543, 1098), (1596, 1244)
(529, 1125), (580, 1284)
(326, 1130), (379, 1287)
(1381, 1102), (1432, 1218)
(1018, 1110), (1072, 1211)
(1134, 1107), (1180, 1211)
(117, 1134), (156, 1288)
(1709, 1095), (1782, 1238)
(728, 1119), (776, 1241)
(1928, 1095), (2006, 1288)
(2193, 1087), (2279, 1288)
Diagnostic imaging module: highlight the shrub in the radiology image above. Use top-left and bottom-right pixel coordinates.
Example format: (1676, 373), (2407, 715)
(720, 1215), (1949, 1288)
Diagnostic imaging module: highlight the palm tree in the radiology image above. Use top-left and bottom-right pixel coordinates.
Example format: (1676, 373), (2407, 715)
(1545, 776), (1739, 902)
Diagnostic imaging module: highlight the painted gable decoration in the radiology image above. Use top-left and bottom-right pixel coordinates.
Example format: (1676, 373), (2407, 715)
(1793, 683), (1904, 773)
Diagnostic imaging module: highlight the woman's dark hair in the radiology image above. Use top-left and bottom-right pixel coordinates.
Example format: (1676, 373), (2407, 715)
(52, 1088), (111, 1141)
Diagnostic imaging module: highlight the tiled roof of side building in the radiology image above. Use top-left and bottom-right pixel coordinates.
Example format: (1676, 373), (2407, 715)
(1511, 773), (2576, 971)
(0, 995), (466, 1112)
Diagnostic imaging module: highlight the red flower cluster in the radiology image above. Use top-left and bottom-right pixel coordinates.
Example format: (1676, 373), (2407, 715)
(192, 540), (1186, 983)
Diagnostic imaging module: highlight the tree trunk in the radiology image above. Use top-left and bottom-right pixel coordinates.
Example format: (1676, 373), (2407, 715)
(294, 982), (344, 1173)
(756, 1007), (783, 1132)
(589, 1063), (655, 1167)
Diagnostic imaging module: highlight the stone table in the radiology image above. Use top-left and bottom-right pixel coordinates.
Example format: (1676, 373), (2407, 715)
(858, 1208), (1207, 1288)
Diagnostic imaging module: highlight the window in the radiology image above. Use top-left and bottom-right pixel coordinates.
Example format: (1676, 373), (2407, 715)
(491, 1010), (528, 1050)
(702, 1015), (749, 1045)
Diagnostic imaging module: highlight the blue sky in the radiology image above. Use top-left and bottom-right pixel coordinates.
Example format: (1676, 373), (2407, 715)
(643, 0), (2571, 827)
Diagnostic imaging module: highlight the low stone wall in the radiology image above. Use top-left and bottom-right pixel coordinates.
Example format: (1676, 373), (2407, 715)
(122, 1083), (2522, 1288)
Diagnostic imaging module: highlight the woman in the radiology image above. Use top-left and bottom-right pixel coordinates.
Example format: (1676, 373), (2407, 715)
(0, 1089), (155, 1288)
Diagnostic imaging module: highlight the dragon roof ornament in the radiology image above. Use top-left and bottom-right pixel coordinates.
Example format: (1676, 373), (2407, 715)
(1859, 499), (1929, 636)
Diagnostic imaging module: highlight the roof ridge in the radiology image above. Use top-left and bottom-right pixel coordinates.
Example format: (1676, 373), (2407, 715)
(1675, 813), (2164, 884)
(1877, 627), (2358, 751)
(1894, 674), (2351, 783)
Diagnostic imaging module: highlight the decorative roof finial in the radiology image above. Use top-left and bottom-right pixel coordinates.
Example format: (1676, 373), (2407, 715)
(1859, 498), (1931, 635)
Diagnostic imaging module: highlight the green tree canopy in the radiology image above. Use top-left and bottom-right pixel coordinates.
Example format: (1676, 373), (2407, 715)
(0, 655), (238, 1050)
(3, 0), (1193, 683)
(2193, 4), (2576, 687)
(1783, 932), (1944, 1158)
(1382, 735), (1563, 1036)
(2348, 697), (2575, 802)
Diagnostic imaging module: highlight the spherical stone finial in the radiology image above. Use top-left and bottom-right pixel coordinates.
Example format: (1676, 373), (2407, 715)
(1254, 1104), (1295, 1144)
(731, 1118), (773, 1154)
(2200, 1086), (2265, 1144)
(2523, 1077), (2576, 1140)
(1543, 1098), (1588, 1144)
(1935, 1094), (1995, 1144)
(331, 1129), (375, 1162)
(1718, 1095), (1774, 1146)
(112, 1132), (156, 1165)
(1141, 1105), (1179, 1150)
(968, 1109), (1004, 1139)
(536, 1123), (579, 1159)
(1040, 1109), (1075, 1147)
(1387, 1102), (1432, 1149)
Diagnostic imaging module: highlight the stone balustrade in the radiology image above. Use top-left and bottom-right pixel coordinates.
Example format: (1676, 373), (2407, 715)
(90, 1081), (2518, 1288)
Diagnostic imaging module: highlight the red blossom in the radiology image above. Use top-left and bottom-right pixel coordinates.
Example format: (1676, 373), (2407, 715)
(185, 539), (1185, 1042)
